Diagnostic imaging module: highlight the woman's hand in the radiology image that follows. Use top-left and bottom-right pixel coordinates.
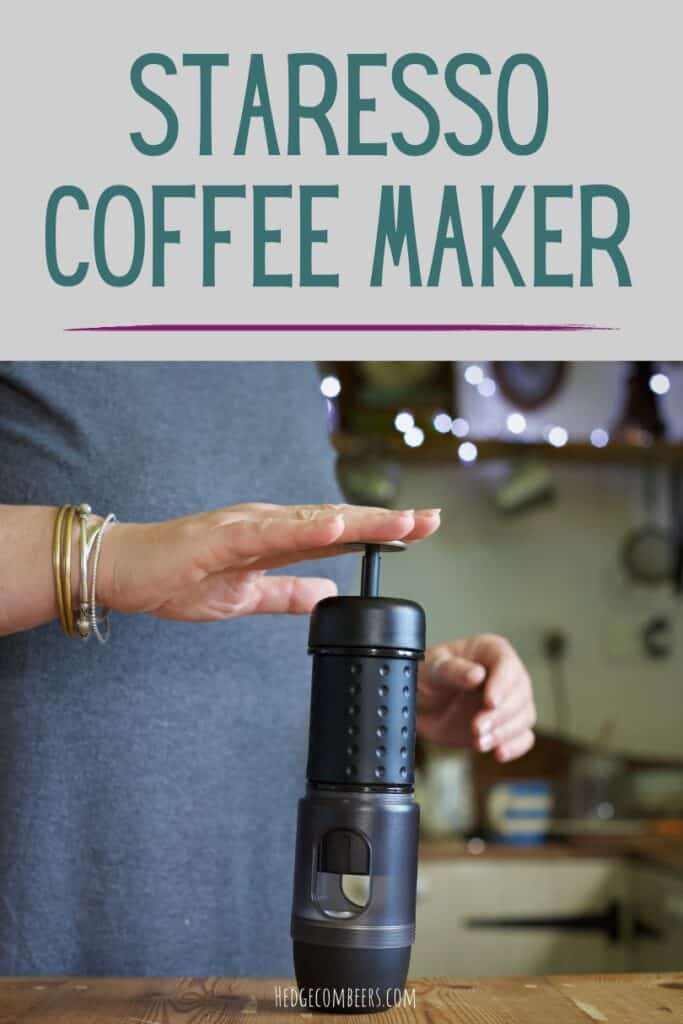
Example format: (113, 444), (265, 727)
(416, 635), (536, 762)
(99, 503), (441, 622)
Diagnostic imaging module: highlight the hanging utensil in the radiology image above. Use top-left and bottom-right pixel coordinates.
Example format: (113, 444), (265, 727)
(620, 465), (677, 585)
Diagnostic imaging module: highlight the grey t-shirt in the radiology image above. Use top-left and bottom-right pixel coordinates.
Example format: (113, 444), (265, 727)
(0, 362), (351, 975)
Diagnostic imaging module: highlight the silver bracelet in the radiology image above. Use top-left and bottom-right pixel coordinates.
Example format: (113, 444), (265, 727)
(89, 513), (117, 644)
(75, 503), (93, 639)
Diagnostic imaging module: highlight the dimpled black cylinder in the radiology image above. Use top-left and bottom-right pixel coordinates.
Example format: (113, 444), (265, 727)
(306, 595), (425, 789)
(306, 650), (419, 787)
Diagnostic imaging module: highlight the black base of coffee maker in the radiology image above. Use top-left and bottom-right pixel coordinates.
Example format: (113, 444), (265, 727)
(293, 941), (411, 1014)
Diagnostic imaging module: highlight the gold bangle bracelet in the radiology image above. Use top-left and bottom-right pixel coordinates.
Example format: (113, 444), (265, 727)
(52, 504), (70, 635)
(53, 502), (114, 642)
(61, 504), (77, 637)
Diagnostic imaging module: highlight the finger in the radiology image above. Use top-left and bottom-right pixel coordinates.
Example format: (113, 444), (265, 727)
(472, 683), (531, 741)
(420, 645), (487, 691)
(484, 666), (533, 723)
(405, 508), (441, 540)
(474, 700), (536, 753)
(416, 685), (450, 713)
(494, 728), (536, 763)
(210, 502), (375, 522)
(245, 509), (429, 571)
(205, 511), (347, 569)
(252, 575), (339, 615)
(415, 712), (446, 745)
(312, 507), (418, 545)
(270, 503), (440, 539)
(416, 703), (471, 749)
(266, 505), (440, 545)
(471, 636), (526, 709)
(152, 568), (338, 620)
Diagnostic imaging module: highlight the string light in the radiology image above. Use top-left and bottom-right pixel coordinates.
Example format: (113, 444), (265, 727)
(464, 365), (484, 386)
(649, 372), (671, 396)
(433, 412), (452, 434)
(451, 417), (470, 438)
(458, 441), (478, 463)
(506, 412), (527, 435)
(590, 427), (610, 448)
(320, 375), (341, 398)
(477, 378), (497, 398)
(394, 411), (414, 433)
(548, 425), (569, 448)
(404, 426), (425, 448)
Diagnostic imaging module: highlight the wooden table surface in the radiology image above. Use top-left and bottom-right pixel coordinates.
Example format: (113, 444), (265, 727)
(1, 974), (681, 1023)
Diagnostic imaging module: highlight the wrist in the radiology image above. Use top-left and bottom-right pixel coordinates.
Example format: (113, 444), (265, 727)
(93, 518), (130, 611)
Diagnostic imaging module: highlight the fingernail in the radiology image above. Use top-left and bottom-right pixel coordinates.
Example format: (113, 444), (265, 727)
(477, 716), (494, 735)
(416, 508), (442, 516)
(467, 666), (486, 684)
(478, 732), (494, 752)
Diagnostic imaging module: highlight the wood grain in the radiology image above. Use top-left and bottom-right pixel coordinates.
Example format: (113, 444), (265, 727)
(418, 840), (617, 861)
(0, 974), (680, 1024)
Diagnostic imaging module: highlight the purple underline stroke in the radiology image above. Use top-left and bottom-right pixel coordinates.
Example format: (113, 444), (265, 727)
(65, 322), (615, 333)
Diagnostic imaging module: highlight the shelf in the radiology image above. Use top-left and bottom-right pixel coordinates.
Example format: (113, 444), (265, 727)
(331, 433), (683, 466)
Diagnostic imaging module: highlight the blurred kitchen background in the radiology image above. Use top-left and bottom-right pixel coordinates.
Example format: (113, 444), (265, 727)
(319, 360), (683, 976)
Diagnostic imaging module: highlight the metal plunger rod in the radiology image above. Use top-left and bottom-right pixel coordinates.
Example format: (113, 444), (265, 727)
(360, 544), (381, 597)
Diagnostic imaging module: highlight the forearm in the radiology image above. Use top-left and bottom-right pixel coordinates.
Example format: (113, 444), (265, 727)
(0, 505), (104, 636)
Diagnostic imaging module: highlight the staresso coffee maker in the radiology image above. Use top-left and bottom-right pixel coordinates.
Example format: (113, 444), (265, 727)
(291, 540), (425, 1012)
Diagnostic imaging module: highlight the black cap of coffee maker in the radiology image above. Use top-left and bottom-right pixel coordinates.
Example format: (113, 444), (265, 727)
(309, 595), (425, 652)
(308, 541), (425, 653)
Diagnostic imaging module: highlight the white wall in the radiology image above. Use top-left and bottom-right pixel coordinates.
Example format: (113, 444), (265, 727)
(379, 460), (683, 758)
